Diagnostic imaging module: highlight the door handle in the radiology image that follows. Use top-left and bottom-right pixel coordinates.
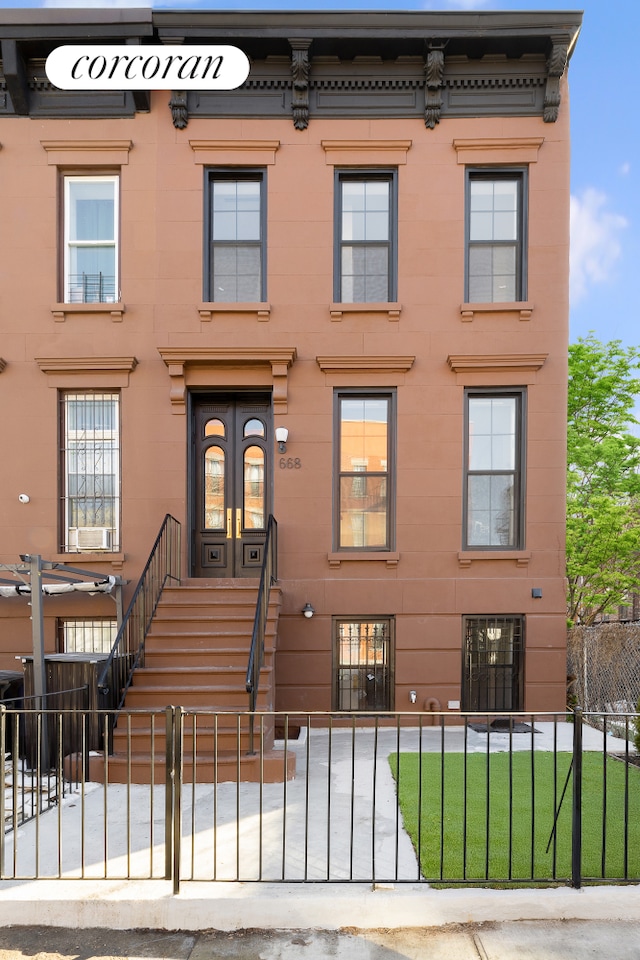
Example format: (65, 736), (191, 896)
(226, 509), (232, 539)
(235, 509), (242, 539)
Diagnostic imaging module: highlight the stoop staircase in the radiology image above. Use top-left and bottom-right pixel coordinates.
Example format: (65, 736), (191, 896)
(90, 579), (295, 784)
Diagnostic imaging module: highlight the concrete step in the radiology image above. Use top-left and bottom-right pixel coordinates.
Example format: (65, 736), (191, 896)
(143, 647), (274, 669)
(89, 748), (295, 785)
(111, 714), (276, 756)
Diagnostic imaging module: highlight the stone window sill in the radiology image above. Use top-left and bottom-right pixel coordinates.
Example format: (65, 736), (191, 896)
(52, 303), (125, 322)
(54, 552), (125, 570)
(328, 551), (399, 568)
(460, 302), (534, 322)
(198, 303), (271, 321)
(330, 303), (401, 322)
(458, 550), (531, 568)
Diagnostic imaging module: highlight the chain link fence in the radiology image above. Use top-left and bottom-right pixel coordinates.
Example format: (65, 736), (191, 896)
(567, 622), (640, 723)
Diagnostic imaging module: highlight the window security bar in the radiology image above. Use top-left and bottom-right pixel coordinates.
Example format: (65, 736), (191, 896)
(67, 273), (116, 304)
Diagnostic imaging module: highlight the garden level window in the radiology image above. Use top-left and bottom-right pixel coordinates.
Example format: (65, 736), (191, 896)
(335, 170), (397, 303)
(57, 618), (117, 654)
(206, 171), (266, 302)
(334, 618), (394, 711)
(462, 616), (524, 712)
(466, 171), (526, 303)
(60, 392), (120, 553)
(464, 390), (525, 549)
(335, 392), (395, 551)
(64, 176), (118, 303)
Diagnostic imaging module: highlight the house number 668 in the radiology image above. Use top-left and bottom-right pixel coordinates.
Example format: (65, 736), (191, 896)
(279, 457), (302, 469)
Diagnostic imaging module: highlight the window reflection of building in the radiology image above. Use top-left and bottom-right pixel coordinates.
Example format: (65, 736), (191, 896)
(338, 395), (392, 550)
(244, 445), (265, 529)
(204, 446), (225, 529)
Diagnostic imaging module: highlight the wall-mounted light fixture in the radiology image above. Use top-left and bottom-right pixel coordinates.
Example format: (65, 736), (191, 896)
(409, 690), (417, 704)
(275, 426), (289, 453)
(302, 602), (315, 618)
(532, 588), (543, 599)
(18, 494), (30, 504)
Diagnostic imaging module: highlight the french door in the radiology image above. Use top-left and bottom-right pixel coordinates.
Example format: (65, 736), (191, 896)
(191, 393), (272, 577)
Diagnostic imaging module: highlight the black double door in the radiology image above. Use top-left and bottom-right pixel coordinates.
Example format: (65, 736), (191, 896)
(191, 394), (272, 578)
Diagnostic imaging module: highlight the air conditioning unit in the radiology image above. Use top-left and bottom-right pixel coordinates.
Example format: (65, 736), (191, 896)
(70, 527), (112, 551)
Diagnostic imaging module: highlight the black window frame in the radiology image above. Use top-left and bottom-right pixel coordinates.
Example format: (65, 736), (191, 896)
(334, 168), (398, 304)
(463, 387), (526, 551)
(332, 616), (395, 712)
(204, 168), (267, 303)
(465, 168), (527, 303)
(333, 388), (396, 553)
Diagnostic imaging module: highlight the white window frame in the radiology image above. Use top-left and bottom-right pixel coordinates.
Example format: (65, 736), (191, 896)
(64, 175), (119, 304)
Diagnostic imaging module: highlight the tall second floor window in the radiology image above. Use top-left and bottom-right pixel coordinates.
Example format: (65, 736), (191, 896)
(60, 392), (120, 553)
(206, 171), (266, 302)
(336, 170), (397, 303)
(464, 389), (525, 550)
(64, 176), (118, 303)
(335, 391), (395, 550)
(466, 171), (526, 303)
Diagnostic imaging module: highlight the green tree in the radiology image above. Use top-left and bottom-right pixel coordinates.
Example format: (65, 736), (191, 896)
(567, 336), (640, 625)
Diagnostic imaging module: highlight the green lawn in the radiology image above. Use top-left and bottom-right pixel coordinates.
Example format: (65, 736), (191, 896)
(389, 751), (640, 883)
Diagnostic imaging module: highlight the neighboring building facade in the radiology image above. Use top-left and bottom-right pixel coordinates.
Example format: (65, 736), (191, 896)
(0, 10), (581, 715)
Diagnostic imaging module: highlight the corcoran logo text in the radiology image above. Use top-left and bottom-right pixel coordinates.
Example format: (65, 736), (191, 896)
(45, 45), (250, 90)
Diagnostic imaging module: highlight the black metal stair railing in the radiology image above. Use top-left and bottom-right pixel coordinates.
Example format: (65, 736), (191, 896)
(98, 514), (181, 729)
(245, 515), (277, 754)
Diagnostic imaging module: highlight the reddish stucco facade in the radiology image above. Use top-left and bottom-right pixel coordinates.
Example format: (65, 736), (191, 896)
(0, 10), (582, 717)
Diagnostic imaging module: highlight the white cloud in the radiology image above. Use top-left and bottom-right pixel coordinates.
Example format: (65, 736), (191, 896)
(570, 188), (627, 304)
(620, 162), (631, 176)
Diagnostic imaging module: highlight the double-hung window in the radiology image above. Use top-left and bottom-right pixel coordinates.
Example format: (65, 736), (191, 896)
(64, 175), (118, 303)
(466, 171), (526, 303)
(206, 171), (266, 302)
(335, 391), (395, 550)
(464, 389), (525, 549)
(336, 170), (397, 303)
(60, 392), (120, 553)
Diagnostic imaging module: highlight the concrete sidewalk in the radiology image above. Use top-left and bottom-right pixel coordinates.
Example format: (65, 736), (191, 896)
(1, 921), (640, 959)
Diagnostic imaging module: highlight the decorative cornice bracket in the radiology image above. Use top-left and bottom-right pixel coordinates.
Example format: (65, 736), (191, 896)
(289, 38), (311, 131)
(169, 90), (189, 129)
(1, 39), (29, 116)
(424, 41), (446, 130)
(544, 34), (569, 123)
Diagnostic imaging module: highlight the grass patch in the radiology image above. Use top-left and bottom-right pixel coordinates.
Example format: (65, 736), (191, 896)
(389, 751), (640, 884)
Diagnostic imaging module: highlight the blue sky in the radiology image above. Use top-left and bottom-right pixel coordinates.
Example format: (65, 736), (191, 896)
(2, 0), (637, 350)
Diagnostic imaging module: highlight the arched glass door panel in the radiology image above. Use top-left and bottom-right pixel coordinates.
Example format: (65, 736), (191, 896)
(205, 418), (226, 438)
(244, 418), (265, 438)
(243, 445), (264, 530)
(204, 445), (225, 529)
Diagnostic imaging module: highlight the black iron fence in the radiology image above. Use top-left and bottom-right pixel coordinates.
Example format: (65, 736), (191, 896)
(0, 708), (638, 890)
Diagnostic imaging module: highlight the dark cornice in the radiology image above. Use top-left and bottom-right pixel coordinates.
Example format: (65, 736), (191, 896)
(0, 10), (582, 126)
